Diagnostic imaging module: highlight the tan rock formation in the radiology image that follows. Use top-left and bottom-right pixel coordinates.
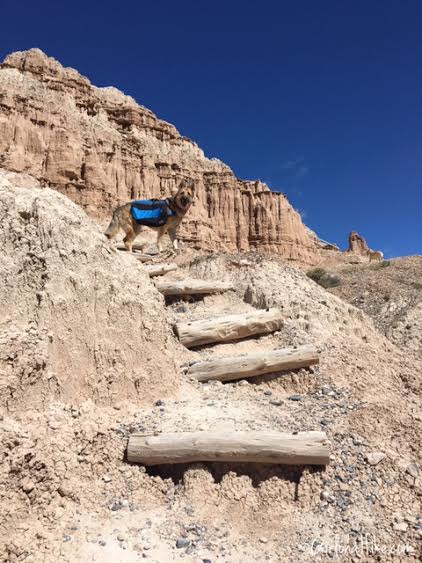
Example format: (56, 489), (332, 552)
(0, 48), (319, 264)
(348, 231), (371, 255)
(348, 230), (384, 261)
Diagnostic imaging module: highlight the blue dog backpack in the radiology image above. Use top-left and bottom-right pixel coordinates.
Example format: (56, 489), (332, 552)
(130, 199), (176, 227)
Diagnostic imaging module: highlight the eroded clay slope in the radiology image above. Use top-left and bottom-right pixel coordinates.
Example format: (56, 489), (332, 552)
(0, 169), (181, 410)
(2, 247), (421, 562)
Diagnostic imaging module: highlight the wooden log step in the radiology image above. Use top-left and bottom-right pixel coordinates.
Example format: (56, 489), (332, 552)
(115, 242), (149, 252)
(135, 254), (155, 263)
(187, 344), (319, 382)
(114, 244), (155, 262)
(127, 431), (330, 466)
(144, 263), (178, 277)
(175, 308), (283, 348)
(155, 279), (234, 296)
(115, 249), (153, 263)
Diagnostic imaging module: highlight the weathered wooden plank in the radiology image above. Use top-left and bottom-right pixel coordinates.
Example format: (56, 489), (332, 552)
(175, 308), (283, 348)
(134, 254), (154, 263)
(188, 345), (319, 382)
(155, 279), (233, 296)
(144, 263), (178, 277)
(115, 242), (148, 252)
(127, 431), (330, 465)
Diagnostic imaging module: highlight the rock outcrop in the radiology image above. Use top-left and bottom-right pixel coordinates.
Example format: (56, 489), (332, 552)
(348, 230), (383, 261)
(348, 231), (371, 255)
(0, 49), (319, 264)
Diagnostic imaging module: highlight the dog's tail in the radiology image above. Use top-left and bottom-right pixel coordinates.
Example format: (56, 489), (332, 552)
(104, 210), (120, 240)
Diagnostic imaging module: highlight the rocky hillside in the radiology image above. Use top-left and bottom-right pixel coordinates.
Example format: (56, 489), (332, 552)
(324, 256), (422, 360)
(1, 50), (420, 563)
(1, 173), (421, 561)
(0, 48), (319, 264)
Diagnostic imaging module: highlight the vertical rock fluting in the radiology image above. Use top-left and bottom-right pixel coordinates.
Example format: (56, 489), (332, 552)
(0, 48), (319, 263)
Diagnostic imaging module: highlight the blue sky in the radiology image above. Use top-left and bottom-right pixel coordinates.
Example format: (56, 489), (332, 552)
(1, 0), (421, 257)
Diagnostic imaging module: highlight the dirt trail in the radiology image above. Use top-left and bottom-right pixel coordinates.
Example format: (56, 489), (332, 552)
(1, 176), (421, 562)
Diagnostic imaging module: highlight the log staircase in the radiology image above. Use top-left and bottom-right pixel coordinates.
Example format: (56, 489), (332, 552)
(116, 248), (330, 467)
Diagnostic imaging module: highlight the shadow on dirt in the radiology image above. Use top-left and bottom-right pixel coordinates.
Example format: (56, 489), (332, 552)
(143, 462), (324, 500)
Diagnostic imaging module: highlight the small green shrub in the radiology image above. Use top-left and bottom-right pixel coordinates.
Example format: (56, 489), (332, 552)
(307, 268), (326, 283)
(412, 282), (422, 290)
(372, 260), (391, 270)
(307, 268), (341, 288)
(321, 274), (342, 288)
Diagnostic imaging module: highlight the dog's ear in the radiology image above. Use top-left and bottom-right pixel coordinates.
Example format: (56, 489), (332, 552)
(170, 186), (178, 197)
(185, 178), (195, 194)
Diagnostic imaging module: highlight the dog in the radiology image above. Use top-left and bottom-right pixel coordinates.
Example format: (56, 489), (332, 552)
(367, 249), (384, 261)
(104, 179), (194, 253)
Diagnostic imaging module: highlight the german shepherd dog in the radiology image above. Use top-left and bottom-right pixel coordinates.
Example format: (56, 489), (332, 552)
(104, 179), (195, 253)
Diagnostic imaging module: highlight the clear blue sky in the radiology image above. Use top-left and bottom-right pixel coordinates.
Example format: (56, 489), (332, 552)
(1, 0), (421, 257)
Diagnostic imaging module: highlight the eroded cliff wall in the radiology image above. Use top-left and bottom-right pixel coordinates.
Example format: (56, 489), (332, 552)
(0, 48), (319, 263)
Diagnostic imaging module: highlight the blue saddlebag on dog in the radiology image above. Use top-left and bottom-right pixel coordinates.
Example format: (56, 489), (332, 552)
(130, 199), (173, 227)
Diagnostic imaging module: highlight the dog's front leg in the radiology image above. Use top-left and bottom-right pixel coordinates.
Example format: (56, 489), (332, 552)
(156, 227), (167, 253)
(168, 226), (179, 251)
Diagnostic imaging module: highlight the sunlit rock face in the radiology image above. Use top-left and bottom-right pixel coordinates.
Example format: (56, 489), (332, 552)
(0, 48), (320, 264)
